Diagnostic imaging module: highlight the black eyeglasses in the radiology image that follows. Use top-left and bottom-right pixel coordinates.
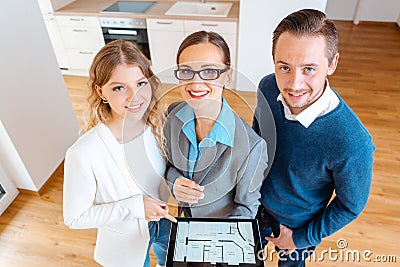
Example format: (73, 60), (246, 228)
(174, 67), (229, 81)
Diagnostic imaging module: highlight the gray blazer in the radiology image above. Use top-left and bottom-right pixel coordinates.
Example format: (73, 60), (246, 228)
(164, 102), (268, 218)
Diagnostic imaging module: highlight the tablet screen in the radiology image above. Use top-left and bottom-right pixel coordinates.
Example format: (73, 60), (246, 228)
(167, 217), (264, 267)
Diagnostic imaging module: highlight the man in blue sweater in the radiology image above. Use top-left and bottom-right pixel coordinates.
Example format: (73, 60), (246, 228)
(252, 9), (375, 266)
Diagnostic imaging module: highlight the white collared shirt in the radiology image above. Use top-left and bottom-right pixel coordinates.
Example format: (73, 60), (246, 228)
(277, 80), (340, 128)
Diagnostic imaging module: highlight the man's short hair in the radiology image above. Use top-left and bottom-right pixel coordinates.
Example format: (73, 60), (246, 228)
(272, 9), (338, 64)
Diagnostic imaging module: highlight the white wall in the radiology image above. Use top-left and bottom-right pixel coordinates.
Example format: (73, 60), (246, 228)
(325, 0), (358, 20)
(354, 0), (400, 23)
(236, 0), (327, 91)
(0, 121), (36, 190)
(398, 12), (400, 27)
(326, 0), (400, 23)
(0, 0), (79, 191)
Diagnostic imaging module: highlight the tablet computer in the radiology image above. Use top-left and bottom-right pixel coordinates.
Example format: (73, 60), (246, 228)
(166, 217), (264, 267)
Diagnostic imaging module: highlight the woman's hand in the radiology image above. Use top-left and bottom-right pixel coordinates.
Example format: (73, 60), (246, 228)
(173, 178), (204, 203)
(143, 196), (176, 223)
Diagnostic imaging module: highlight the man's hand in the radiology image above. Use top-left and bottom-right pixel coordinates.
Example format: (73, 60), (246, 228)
(173, 177), (204, 203)
(143, 196), (177, 223)
(265, 224), (297, 254)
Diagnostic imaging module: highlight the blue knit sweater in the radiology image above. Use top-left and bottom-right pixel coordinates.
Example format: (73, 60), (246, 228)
(253, 74), (375, 248)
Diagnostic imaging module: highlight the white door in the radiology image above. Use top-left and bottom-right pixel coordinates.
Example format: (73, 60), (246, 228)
(0, 164), (19, 216)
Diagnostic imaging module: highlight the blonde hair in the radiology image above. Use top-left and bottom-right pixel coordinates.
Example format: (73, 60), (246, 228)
(82, 39), (165, 151)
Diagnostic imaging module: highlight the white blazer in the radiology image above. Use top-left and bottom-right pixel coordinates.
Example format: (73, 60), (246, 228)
(63, 123), (150, 267)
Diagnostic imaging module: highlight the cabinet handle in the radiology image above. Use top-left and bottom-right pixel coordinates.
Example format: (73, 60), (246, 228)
(156, 21), (173, 25)
(72, 29), (87, 33)
(201, 23), (218, 27)
(70, 18), (84, 22)
(79, 51), (93, 55)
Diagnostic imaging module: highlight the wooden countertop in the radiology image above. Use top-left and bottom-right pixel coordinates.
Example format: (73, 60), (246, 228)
(55, 0), (239, 22)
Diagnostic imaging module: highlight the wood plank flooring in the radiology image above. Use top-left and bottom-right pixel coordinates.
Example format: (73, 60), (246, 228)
(0, 21), (399, 267)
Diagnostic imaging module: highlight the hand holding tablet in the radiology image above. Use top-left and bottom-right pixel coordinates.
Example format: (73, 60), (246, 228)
(173, 178), (205, 203)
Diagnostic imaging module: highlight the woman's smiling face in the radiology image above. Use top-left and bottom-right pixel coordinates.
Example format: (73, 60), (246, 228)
(95, 64), (152, 123)
(177, 43), (231, 110)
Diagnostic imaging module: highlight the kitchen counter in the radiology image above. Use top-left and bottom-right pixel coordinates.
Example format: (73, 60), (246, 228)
(55, 0), (239, 22)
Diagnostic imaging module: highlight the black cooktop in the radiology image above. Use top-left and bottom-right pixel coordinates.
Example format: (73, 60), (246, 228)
(101, 1), (156, 14)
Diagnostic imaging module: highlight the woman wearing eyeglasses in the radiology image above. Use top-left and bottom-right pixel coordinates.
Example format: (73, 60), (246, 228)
(164, 31), (268, 219)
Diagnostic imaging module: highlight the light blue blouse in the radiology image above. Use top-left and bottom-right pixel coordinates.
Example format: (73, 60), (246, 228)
(176, 98), (235, 179)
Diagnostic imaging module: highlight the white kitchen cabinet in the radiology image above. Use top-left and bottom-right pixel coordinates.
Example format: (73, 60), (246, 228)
(56, 15), (103, 27)
(44, 17), (70, 69)
(147, 19), (185, 82)
(65, 49), (97, 70)
(57, 15), (105, 73)
(60, 26), (105, 50)
(147, 18), (237, 84)
(37, 0), (69, 69)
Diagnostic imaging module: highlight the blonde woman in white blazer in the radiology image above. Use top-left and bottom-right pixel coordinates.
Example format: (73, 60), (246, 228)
(63, 40), (175, 267)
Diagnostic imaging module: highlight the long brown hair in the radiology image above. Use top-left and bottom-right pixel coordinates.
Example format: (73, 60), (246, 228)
(272, 9), (338, 64)
(82, 39), (164, 150)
